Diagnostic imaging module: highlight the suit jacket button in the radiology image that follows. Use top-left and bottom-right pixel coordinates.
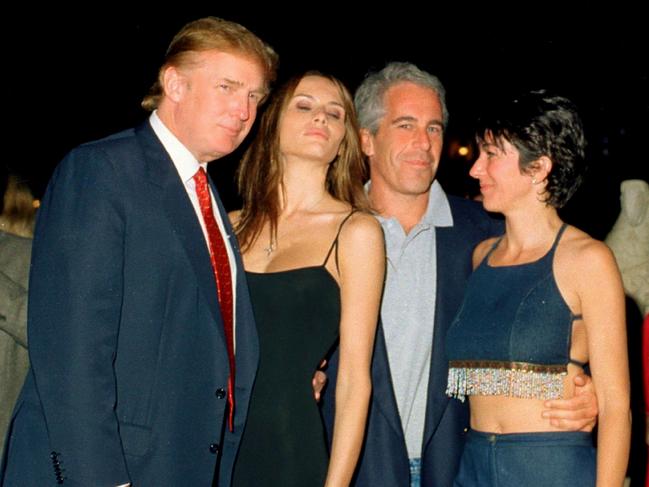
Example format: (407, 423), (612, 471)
(209, 443), (220, 454)
(215, 388), (226, 399)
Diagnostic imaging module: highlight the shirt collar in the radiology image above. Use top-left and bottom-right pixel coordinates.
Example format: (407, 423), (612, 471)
(367, 179), (454, 228)
(424, 180), (453, 227)
(149, 111), (206, 183)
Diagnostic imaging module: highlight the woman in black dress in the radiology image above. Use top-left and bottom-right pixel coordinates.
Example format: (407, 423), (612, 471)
(230, 72), (385, 487)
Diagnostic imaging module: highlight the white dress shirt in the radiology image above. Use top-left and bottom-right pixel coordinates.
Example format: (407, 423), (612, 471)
(149, 111), (237, 348)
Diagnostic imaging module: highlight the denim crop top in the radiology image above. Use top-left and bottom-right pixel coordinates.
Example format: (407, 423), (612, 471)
(445, 224), (584, 401)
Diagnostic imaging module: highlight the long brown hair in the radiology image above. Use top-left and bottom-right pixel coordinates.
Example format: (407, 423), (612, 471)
(235, 72), (370, 251)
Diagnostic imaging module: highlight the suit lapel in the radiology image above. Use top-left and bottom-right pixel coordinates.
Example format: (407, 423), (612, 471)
(371, 324), (406, 438)
(207, 176), (259, 385)
(422, 223), (459, 449)
(134, 123), (223, 336)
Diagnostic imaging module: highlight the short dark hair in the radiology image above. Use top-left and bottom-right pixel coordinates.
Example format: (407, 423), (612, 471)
(475, 90), (587, 208)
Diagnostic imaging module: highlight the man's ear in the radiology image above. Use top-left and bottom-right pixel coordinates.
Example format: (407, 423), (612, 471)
(360, 128), (375, 158)
(161, 66), (187, 103)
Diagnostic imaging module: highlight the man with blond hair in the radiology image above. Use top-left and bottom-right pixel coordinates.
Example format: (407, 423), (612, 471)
(1, 17), (277, 487)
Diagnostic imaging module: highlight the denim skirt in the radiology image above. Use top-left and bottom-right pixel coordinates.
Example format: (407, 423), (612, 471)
(454, 429), (596, 487)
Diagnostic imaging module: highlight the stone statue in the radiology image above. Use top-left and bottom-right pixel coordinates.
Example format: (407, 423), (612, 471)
(605, 179), (649, 316)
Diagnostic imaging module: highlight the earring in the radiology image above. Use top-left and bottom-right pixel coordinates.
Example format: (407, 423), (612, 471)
(532, 177), (538, 185)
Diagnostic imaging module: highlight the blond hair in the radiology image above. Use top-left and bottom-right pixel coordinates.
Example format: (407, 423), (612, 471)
(142, 17), (278, 111)
(0, 174), (36, 238)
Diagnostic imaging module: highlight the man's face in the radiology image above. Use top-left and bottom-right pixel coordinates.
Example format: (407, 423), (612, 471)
(171, 50), (267, 163)
(362, 82), (444, 198)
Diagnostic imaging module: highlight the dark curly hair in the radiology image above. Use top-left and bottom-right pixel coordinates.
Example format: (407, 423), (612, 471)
(475, 90), (587, 208)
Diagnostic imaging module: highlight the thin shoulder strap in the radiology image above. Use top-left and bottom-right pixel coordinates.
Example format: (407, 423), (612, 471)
(479, 235), (505, 266)
(568, 293), (585, 367)
(568, 357), (588, 368)
(322, 210), (357, 271)
(549, 222), (569, 253)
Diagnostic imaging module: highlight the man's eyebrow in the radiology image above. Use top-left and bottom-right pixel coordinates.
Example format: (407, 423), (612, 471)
(390, 115), (417, 124)
(222, 77), (243, 87)
(222, 77), (269, 98)
(390, 116), (444, 126)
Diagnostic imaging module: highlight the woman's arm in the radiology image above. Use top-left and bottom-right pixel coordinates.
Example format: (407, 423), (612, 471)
(577, 240), (631, 487)
(324, 213), (385, 487)
(227, 209), (241, 225)
(542, 374), (598, 430)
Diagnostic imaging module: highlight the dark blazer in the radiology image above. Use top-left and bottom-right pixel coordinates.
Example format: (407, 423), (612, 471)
(323, 195), (502, 487)
(1, 122), (258, 487)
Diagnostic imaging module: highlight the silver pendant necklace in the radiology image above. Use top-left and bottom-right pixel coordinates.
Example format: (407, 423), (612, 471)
(263, 193), (326, 257)
(263, 241), (277, 257)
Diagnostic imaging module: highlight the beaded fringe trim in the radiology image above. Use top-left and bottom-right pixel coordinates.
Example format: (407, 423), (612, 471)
(446, 360), (568, 402)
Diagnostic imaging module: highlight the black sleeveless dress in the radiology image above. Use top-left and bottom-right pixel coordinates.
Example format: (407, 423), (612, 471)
(232, 213), (353, 487)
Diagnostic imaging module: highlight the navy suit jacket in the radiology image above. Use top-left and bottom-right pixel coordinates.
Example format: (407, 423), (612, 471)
(1, 122), (258, 487)
(323, 195), (502, 487)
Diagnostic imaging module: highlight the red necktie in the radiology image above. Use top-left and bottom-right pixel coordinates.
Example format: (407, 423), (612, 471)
(194, 167), (236, 432)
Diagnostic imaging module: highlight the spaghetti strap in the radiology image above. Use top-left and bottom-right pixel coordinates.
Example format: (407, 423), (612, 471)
(567, 313), (586, 367)
(568, 357), (588, 368)
(480, 235), (505, 266)
(322, 210), (357, 271)
(483, 223), (568, 267)
(550, 222), (569, 253)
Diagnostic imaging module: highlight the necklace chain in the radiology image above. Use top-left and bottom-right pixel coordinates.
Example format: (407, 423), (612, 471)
(263, 194), (327, 257)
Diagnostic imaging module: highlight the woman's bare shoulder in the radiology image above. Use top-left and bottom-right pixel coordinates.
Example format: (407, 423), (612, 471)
(339, 211), (383, 241)
(228, 209), (242, 225)
(472, 236), (500, 269)
(558, 225), (619, 278)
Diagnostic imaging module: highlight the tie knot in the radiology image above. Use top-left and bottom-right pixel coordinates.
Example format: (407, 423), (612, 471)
(194, 167), (208, 186)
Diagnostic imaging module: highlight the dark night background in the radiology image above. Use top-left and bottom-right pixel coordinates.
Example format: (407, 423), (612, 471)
(1, 6), (649, 486)
(7, 8), (648, 482)
(12, 9), (648, 239)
